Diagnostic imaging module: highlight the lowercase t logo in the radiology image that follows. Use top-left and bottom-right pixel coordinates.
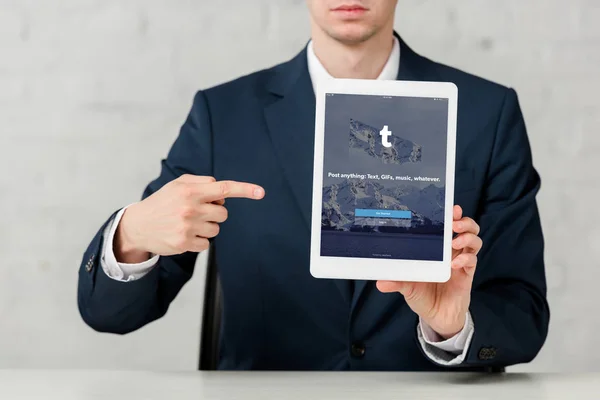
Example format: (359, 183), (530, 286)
(379, 125), (392, 148)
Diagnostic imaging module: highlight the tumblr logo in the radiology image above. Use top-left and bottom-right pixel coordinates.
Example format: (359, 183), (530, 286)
(379, 125), (392, 148)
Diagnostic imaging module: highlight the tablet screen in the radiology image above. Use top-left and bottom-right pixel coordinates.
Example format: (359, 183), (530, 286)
(320, 93), (449, 261)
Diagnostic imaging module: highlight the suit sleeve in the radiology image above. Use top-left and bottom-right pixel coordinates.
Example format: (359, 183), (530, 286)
(77, 91), (213, 334)
(460, 88), (550, 367)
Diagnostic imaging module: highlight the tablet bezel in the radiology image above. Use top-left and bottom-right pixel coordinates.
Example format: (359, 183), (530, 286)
(310, 79), (457, 283)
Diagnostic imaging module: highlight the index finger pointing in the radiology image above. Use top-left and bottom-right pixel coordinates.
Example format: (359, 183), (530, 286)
(199, 180), (265, 202)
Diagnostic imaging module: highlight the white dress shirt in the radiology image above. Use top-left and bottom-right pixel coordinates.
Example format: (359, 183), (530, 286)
(101, 36), (475, 366)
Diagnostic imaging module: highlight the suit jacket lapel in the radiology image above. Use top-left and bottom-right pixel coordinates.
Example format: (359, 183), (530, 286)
(264, 49), (315, 231)
(263, 47), (353, 305)
(351, 33), (431, 313)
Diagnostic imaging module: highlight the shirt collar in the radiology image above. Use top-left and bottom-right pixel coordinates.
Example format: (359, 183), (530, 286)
(306, 36), (400, 94)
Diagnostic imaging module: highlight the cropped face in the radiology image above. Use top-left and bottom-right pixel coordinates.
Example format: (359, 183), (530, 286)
(306, 0), (398, 44)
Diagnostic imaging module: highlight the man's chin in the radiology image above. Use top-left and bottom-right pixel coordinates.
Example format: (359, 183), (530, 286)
(326, 24), (377, 45)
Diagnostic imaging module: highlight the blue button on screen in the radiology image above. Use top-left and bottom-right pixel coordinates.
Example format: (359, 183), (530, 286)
(354, 209), (412, 219)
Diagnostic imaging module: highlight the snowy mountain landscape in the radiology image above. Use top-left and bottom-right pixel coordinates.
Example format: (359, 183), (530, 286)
(322, 179), (445, 232)
(349, 119), (422, 165)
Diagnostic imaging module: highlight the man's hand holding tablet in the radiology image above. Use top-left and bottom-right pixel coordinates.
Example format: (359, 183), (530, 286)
(377, 205), (483, 339)
(310, 78), (485, 336)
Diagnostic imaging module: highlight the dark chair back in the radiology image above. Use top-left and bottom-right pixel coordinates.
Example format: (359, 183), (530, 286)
(199, 245), (221, 371)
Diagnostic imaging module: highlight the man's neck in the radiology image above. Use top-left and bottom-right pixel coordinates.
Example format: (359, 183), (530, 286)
(310, 28), (395, 80)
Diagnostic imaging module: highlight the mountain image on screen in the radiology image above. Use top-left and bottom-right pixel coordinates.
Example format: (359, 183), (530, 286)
(322, 179), (445, 234)
(349, 119), (422, 164)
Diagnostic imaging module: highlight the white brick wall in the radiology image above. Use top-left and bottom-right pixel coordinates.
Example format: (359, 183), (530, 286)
(0, 0), (598, 372)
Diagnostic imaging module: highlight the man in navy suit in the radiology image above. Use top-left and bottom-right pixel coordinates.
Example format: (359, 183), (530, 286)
(78, 0), (549, 370)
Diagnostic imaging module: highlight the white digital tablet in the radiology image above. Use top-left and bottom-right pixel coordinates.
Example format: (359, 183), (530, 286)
(310, 79), (458, 283)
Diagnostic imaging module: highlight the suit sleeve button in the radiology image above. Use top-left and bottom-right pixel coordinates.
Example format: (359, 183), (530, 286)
(478, 347), (497, 360)
(85, 255), (95, 272)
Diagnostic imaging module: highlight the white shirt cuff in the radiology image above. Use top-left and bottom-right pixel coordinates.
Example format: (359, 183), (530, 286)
(417, 311), (474, 366)
(100, 204), (160, 282)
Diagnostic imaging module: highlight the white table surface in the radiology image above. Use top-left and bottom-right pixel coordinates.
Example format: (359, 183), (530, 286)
(0, 370), (598, 399)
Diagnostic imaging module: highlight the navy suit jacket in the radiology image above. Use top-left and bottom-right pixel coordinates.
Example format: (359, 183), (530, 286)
(78, 35), (549, 371)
